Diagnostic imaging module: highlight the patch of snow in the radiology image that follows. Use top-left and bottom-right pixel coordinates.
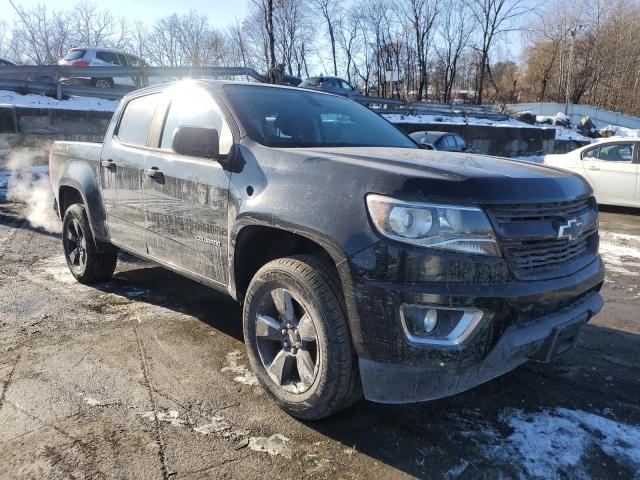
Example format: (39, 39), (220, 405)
(0, 89), (118, 111)
(140, 409), (188, 427)
(194, 416), (231, 435)
(221, 350), (259, 386)
(248, 434), (293, 459)
(44, 256), (76, 284)
(599, 231), (640, 277)
(478, 408), (640, 479)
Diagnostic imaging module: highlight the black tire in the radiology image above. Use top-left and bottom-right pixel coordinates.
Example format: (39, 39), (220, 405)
(62, 203), (117, 284)
(243, 255), (362, 420)
(91, 77), (113, 89)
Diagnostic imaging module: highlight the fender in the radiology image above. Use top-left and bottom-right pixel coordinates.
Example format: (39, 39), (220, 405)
(56, 158), (110, 249)
(229, 213), (367, 354)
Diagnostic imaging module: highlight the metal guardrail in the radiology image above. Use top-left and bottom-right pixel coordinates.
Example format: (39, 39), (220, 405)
(0, 64), (508, 120)
(0, 65), (267, 101)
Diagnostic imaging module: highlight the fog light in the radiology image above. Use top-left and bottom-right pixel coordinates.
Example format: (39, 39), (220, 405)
(400, 304), (484, 346)
(423, 309), (438, 333)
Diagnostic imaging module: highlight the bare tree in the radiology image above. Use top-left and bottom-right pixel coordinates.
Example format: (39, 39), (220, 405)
(400, 0), (438, 100)
(312, 0), (341, 76)
(464, 0), (533, 104)
(436, 0), (471, 102)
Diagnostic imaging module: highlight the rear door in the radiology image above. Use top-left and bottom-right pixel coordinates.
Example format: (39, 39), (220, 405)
(581, 141), (638, 205)
(100, 92), (162, 253)
(141, 85), (234, 285)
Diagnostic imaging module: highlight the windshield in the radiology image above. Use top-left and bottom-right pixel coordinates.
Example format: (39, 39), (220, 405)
(224, 84), (417, 149)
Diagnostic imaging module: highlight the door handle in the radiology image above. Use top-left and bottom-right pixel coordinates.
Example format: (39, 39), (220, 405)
(585, 165), (600, 171)
(100, 159), (116, 171)
(144, 167), (163, 179)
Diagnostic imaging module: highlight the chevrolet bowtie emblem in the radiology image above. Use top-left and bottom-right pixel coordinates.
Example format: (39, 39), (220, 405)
(557, 218), (584, 241)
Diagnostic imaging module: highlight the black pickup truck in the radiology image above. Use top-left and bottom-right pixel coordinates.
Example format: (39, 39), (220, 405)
(49, 81), (604, 420)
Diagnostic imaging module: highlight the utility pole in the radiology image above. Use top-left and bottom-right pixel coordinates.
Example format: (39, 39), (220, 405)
(565, 25), (583, 115)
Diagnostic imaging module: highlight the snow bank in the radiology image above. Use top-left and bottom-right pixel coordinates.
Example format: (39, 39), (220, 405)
(0, 89), (118, 111)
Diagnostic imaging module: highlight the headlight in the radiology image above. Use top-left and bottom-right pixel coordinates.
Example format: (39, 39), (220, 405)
(366, 194), (500, 256)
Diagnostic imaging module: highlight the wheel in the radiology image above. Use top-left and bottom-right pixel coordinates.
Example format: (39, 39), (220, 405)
(91, 77), (113, 89)
(243, 255), (362, 420)
(62, 204), (117, 284)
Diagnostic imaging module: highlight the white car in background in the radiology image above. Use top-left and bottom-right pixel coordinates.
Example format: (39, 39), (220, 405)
(544, 138), (639, 208)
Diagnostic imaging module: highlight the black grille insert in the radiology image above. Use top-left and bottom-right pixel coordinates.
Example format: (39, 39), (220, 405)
(486, 197), (598, 279)
(489, 197), (592, 222)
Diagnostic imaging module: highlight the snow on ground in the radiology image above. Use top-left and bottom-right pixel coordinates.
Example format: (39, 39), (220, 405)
(0, 89), (118, 111)
(599, 231), (640, 276)
(382, 113), (532, 128)
(600, 125), (640, 138)
(479, 408), (640, 479)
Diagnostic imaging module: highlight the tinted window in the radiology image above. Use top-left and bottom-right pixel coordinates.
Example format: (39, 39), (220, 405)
(299, 78), (318, 87)
(453, 134), (466, 147)
(96, 51), (121, 65)
(64, 49), (86, 61)
(596, 143), (634, 162)
(160, 86), (232, 154)
(443, 135), (456, 148)
(339, 80), (352, 90)
(224, 84), (417, 149)
(117, 93), (159, 146)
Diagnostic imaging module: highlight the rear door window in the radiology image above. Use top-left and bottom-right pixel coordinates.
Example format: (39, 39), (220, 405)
(95, 51), (120, 65)
(116, 93), (160, 147)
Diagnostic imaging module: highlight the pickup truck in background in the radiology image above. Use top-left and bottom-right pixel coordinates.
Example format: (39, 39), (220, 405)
(49, 81), (604, 420)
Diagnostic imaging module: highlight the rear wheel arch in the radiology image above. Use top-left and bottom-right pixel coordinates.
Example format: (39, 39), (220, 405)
(58, 185), (84, 219)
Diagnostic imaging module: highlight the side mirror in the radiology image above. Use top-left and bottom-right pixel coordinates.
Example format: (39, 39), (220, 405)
(173, 126), (220, 159)
(419, 143), (435, 150)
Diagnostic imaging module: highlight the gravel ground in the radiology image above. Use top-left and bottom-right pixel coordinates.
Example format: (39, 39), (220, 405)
(0, 163), (639, 479)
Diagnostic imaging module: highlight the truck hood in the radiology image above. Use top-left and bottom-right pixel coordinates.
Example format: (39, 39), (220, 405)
(294, 147), (593, 204)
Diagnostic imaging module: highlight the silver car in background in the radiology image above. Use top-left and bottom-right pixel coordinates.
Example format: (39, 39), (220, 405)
(58, 47), (145, 89)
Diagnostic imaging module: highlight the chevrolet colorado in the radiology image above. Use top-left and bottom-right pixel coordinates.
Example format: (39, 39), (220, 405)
(49, 80), (604, 420)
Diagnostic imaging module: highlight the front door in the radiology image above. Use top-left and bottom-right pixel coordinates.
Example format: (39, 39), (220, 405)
(142, 85), (234, 285)
(581, 141), (638, 205)
(100, 91), (161, 253)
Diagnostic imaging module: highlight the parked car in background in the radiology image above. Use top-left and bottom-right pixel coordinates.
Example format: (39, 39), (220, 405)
(544, 138), (640, 208)
(58, 47), (146, 89)
(299, 76), (360, 96)
(0, 58), (18, 66)
(410, 131), (477, 153)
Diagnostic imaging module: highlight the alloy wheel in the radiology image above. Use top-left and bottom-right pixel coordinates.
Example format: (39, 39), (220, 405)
(254, 288), (319, 394)
(65, 218), (87, 272)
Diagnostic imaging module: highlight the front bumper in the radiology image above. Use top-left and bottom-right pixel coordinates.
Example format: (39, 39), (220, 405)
(345, 243), (605, 403)
(359, 291), (602, 403)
